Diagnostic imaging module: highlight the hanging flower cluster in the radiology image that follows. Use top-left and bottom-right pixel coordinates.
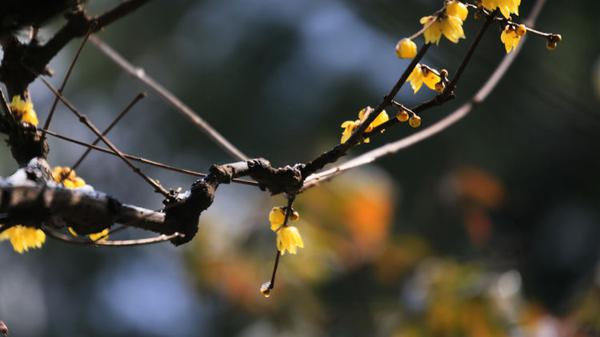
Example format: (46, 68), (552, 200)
(269, 206), (303, 255)
(0, 166), (107, 253)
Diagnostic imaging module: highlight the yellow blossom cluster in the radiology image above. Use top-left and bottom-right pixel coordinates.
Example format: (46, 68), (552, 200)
(269, 207), (303, 255)
(9, 96), (38, 126)
(340, 108), (389, 144)
(500, 24), (526, 53)
(420, 1), (468, 45)
(481, 0), (520, 19)
(0, 226), (46, 254)
(0, 166), (108, 253)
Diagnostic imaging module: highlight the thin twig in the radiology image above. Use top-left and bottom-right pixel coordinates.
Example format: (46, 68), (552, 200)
(89, 35), (249, 162)
(44, 227), (184, 247)
(302, 0), (546, 191)
(70, 92), (145, 172)
(41, 29), (92, 141)
(41, 129), (260, 186)
(266, 195), (296, 292)
(39, 77), (171, 197)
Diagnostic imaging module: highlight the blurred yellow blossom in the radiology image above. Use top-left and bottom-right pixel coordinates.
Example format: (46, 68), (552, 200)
(0, 226), (46, 253)
(52, 166), (86, 189)
(9, 95), (38, 126)
(481, 0), (520, 19)
(269, 206), (299, 231)
(276, 226), (304, 255)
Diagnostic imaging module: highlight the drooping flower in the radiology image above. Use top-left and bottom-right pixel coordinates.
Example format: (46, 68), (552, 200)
(269, 206), (299, 231)
(276, 226), (304, 255)
(481, 0), (520, 19)
(0, 226), (46, 254)
(395, 38), (418, 59)
(420, 2), (467, 45)
(406, 64), (442, 93)
(340, 108), (390, 144)
(500, 24), (526, 53)
(9, 96), (38, 126)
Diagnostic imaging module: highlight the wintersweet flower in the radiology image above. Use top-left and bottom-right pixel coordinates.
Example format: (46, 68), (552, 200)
(446, 1), (469, 21)
(0, 226), (46, 253)
(340, 108), (390, 144)
(9, 96), (38, 126)
(395, 38), (417, 59)
(52, 166), (86, 189)
(276, 226), (304, 255)
(406, 64), (442, 93)
(481, 0), (520, 19)
(420, 2), (467, 45)
(269, 206), (299, 231)
(500, 24), (526, 53)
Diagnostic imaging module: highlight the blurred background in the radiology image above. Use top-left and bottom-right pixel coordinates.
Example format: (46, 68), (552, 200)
(1, 0), (599, 336)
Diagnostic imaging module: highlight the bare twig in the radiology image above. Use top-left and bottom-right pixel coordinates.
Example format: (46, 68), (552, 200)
(44, 227), (184, 247)
(41, 30), (92, 141)
(41, 129), (260, 186)
(39, 77), (171, 197)
(89, 35), (249, 161)
(70, 92), (145, 172)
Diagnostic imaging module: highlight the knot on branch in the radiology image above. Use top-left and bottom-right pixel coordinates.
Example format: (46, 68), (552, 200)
(246, 158), (304, 195)
(164, 178), (218, 246)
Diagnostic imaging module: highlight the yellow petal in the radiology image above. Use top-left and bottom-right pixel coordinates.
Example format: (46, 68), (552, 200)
(447, 1), (469, 21)
(276, 226), (304, 255)
(0, 225), (46, 253)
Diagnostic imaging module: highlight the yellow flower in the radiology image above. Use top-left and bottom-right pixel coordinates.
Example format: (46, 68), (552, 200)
(420, 3), (466, 45)
(440, 15), (465, 43)
(447, 1), (469, 21)
(9, 96), (38, 126)
(395, 38), (418, 59)
(269, 207), (299, 231)
(481, 0), (520, 19)
(500, 24), (526, 53)
(67, 227), (110, 242)
(406, 64), (442, 93)
(52, 166), (86, 189)
(420, 16), (443, 44)
(0, 226), (46, 253)
(276, 226), (304, 255)
(340, 120), (359, 144)
(340, 108), (389, 144)
(358, 108), (389, 132)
